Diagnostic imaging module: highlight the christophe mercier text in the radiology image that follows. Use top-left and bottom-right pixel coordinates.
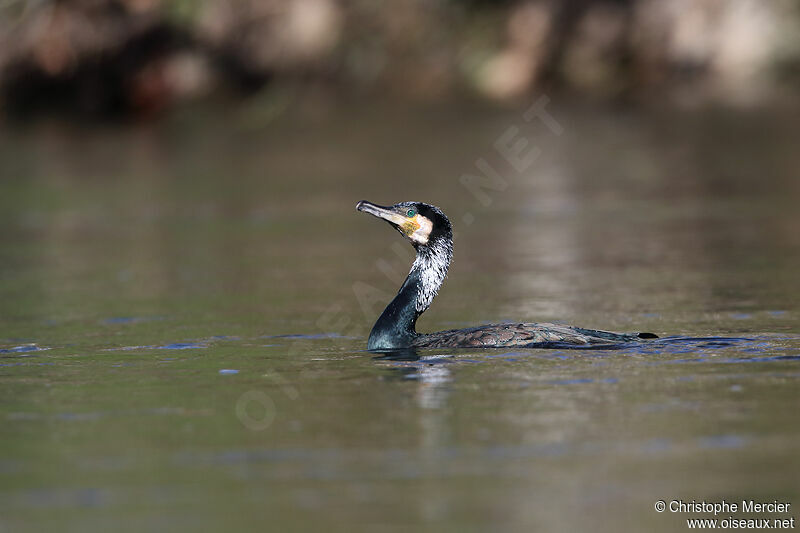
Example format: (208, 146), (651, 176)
(670, 500), (792, 515)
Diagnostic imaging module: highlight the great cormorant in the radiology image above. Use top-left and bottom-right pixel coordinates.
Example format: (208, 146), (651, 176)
(356, 200), (658, 351)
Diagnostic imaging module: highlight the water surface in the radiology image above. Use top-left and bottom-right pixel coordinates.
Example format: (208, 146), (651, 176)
(1, 101), (799, 531)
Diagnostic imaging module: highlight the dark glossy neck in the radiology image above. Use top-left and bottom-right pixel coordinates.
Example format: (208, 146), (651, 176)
(367, 238), (452, 351)
(367, 269), (422, 351)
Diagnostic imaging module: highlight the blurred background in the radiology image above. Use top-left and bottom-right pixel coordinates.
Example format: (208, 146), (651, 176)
(1, 0), (800, 118)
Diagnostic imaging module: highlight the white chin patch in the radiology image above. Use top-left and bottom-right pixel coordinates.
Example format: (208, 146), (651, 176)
(410, 215), (433, 245)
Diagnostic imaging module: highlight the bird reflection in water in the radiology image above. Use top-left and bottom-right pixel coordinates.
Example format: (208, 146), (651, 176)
(375, 348), (453, 410)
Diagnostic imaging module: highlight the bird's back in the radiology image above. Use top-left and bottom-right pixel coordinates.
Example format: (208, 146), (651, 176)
(412, 322), (657, 348)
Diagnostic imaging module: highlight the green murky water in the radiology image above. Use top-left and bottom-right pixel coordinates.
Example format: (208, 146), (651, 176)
(1, 101), (799, 531)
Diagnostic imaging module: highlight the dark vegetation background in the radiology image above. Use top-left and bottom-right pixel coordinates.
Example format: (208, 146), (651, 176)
(1, 0), (799, 120)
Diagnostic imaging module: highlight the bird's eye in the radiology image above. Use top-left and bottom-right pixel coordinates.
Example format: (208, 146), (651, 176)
(407, 209), (416, 217)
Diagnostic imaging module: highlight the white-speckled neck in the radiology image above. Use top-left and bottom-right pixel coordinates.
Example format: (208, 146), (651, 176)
(411, 237), (452, 313)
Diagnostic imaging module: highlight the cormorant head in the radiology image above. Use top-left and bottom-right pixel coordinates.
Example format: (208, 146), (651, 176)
(356, 200), (452, 249)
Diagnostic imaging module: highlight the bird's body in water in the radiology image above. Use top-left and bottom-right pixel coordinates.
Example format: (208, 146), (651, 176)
(356, 200), (658, 351)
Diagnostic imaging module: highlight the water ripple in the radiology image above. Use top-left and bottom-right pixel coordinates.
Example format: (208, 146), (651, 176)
(0, 344), (49, 355)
